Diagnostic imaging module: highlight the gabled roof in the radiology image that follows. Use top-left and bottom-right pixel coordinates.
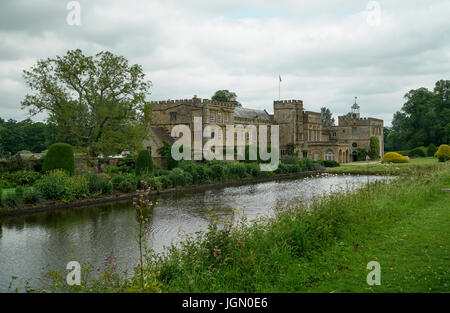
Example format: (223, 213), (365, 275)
(234, 107), (272, 120)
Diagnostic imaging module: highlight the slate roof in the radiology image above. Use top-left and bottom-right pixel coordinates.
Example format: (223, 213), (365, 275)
(234, 107), (272, 121)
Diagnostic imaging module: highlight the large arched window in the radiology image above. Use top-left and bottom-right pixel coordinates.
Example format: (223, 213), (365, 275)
(325, 150), (335, 161)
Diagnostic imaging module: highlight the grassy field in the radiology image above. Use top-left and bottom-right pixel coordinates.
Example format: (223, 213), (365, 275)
(326, 157), (439, 175)
(43, 159), (450, 293)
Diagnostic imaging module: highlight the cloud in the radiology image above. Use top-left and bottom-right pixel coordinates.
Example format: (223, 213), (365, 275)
(0, 0), (449, 126)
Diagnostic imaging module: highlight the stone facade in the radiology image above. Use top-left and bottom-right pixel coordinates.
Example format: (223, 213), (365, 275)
(144, 96), (383, 164)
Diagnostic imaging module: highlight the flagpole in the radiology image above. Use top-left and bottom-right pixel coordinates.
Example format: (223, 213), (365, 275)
(278, 75), (281, 100)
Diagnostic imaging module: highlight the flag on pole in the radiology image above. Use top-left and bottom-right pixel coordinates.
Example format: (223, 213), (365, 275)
(279, 75), (282, 82)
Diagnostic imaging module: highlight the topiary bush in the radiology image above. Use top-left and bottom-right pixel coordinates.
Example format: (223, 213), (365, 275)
(408, 148), (425, 157)
(381, 152), (409, 163)
(368, 136), (380, 160)
(42, 143), (75, 175)
(434, 144), (450, 162)
(427, 144), (437, 157)
(135, 150), (154, 176)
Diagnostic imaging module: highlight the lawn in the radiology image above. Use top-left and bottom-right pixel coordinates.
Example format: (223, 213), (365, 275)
(326, 157), (440, 175)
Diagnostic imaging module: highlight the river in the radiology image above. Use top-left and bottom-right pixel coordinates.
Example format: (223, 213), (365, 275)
(0, 174), (389, 292)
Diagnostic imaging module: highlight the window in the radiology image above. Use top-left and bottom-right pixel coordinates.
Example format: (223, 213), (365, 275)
(352, 127), (357, 134)
(218, 112), (222, 122)
(218, 130), (222, 140)
(325, 150), (335, 161)
(210, 112), (215, 121)
(211, 130), (215, 139)
(170, 112), (177, 122)
(302, 151), (308, 158)
(352, 142), (357, 148)
(224, 113), (229, 122)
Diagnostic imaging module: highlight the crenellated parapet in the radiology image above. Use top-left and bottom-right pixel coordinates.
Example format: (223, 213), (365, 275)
(151, 98), (235, 110)
(273, 99), (303, 109)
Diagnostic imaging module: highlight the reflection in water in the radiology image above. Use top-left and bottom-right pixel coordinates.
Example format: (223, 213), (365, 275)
(0, 174), (389, 291)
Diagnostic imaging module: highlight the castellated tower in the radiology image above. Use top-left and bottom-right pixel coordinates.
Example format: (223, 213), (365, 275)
(273, 100), (304, 152)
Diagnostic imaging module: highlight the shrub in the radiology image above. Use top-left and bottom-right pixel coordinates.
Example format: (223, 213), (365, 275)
(210, 163), (226, 181)
(117, 155), (135, 173)
(157, 175), (173, 189)
(381, 152), (409, 163)
(427, 144), (437, 157)
(135, 150), (154, 176)
(111, 174), (137, 193)
(6, 170), (42, 186)
(434, 144), (450, 162)
(147, 177), (163, 191)
(299, 158), (314, 171)
(1, 191), (22, 209)
(408, 148), (425, 157)
(396, 150), (410, 156)
(245, 162), (261, 177)
(169, 168), (192, 187)
(356, 148), (368, 161)
(157, 141), (178, 170)
(316, 160), (340, 168)
(65, 175), (90, 201)
(368, 136), (380, 160)
(87, 173), (112, 196)
(23, 188), (43, 205)
(226, 162), (246, 179)
(42, 143), (75, 175)
(34, 170), (71, 200)
(106, 166), (119, 175)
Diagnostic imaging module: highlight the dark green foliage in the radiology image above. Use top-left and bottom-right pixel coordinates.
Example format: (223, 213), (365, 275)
(225, 162), (246, 179)
(117, 155), (136, 173)
(384, 80), (450, 150)
(0, 118), (56, 155)
(157, 141), (178, 170)
(157, 175), (173, 189)
(356, 148), (368, 161)
(408, 148), (426, 157)
(210, 163), (225, 181)
(1, 191), (22, 209)
(5, 170), (42, 186)
(427, 144), (437, 157)
(23, 188), (43, 205)
(87, 173), (112, 195)
(34, 170), (70, 200)
(168, 168), (193, 187)
(106, 166), (119, 174)
(369, 136), (380, 160)
(111, 174), (137, 193)
(135, 150), (154, 176)
(42, 143), (75, 175)
(316, 160), (340, 167)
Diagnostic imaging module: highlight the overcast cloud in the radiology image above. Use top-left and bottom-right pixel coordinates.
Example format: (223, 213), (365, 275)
(0, 0), (449, 125)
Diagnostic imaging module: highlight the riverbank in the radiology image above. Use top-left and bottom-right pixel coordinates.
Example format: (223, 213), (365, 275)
(0, 170), (319, 218)
(41, 160), (449, 293)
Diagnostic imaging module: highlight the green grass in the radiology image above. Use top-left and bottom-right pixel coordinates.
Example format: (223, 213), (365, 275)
(326, 157), (439, 174)
(41, 161), (450, 293)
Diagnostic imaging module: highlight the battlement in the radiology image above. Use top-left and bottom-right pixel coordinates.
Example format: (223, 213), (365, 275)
(338, 115), (383, 126)
(151, 98), (235, 109)
(273, 99), (303, 110)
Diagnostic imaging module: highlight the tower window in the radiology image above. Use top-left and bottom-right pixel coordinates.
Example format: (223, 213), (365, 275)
(170, 112), (177, 122)
(210, 112), (215, 121)
(218, 112), (222, 122)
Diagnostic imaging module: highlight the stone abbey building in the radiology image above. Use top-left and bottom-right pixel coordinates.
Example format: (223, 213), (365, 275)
(145, 96), (383, 163)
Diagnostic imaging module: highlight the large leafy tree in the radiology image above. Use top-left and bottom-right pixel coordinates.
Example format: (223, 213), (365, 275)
(320, 107), (335, 126)
(212, 90), (242, 107)
(22, 49), (152, 156)
(385, 80), (450, 151)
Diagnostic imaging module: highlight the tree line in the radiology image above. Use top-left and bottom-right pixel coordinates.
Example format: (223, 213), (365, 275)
(384, 79), (449, 151)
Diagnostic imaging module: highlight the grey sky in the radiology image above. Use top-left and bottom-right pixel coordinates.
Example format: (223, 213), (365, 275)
(0, 0), (449, 125)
